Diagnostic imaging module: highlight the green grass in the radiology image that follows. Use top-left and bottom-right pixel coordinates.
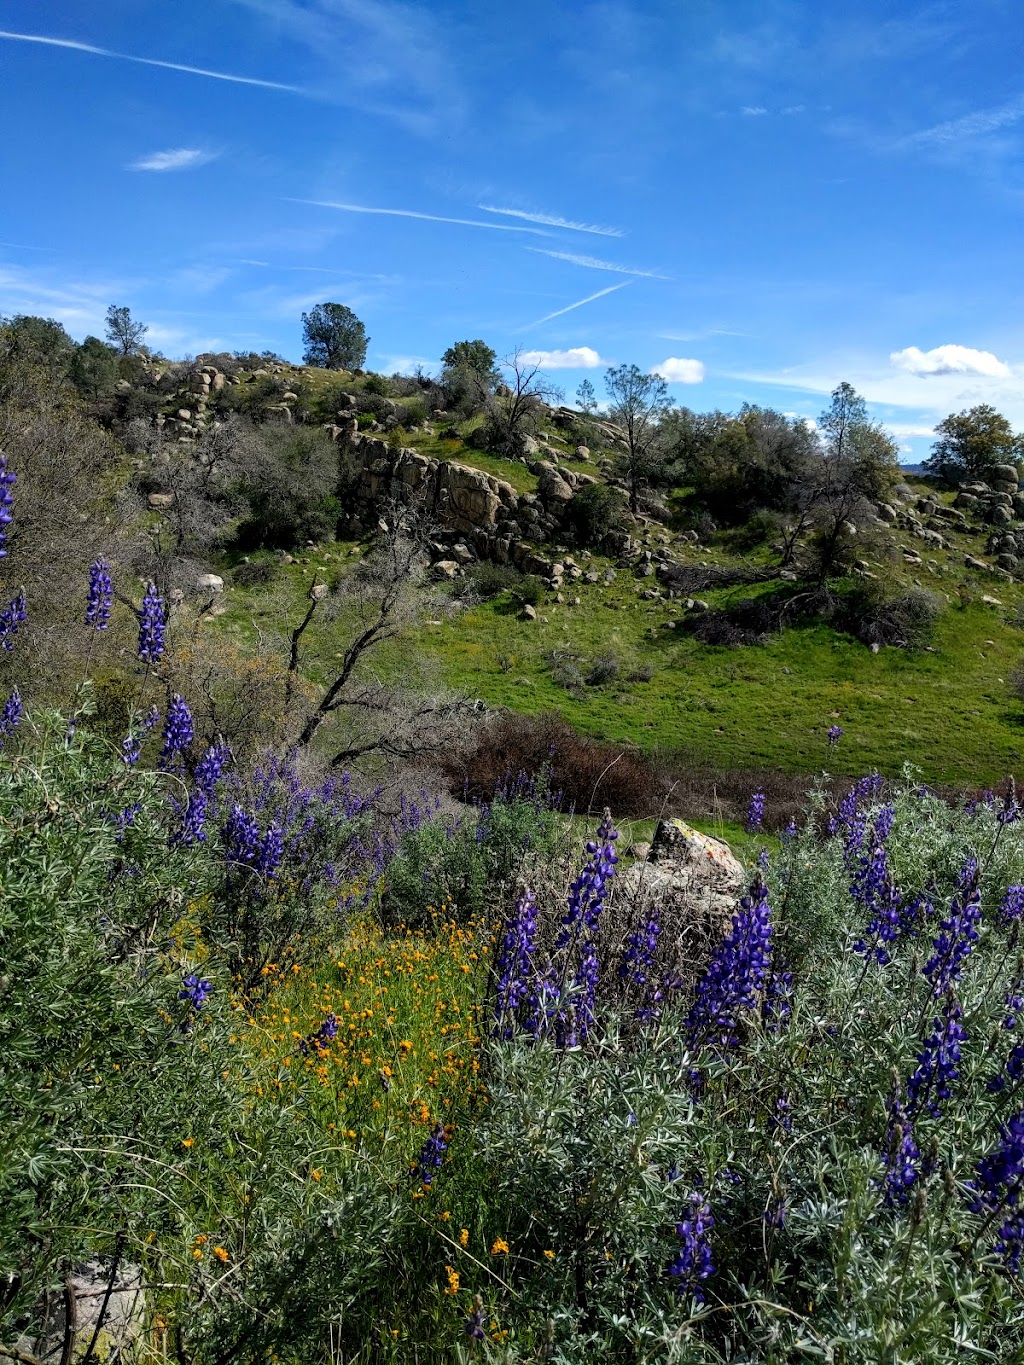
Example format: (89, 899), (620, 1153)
(409, 577), (1024, 785)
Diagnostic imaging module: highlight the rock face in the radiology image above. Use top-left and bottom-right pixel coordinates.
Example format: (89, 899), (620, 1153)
(616, 818), (746, 928)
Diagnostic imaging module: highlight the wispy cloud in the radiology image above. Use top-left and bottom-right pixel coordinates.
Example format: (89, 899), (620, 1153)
(478, 205), (623, 237)
(130, 147), (218, 172)
(899, 94), (1024, 149)
(522, 282), (630, 329)
(528, 248), (671, 280)
(296, 199), (550, 234)
(890, 344), (1011, 378)
(741, 106), (768, 117)
(0, 29), (306, 92)
(519, 346), (604, 370)
(652, 357), (705, 383)
(231, 0), (460, 134)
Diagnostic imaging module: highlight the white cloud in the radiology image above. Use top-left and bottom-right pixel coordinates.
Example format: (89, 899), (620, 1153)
(652, 357), (705, 384)
(887, 422), (937, 439)
(527, 248), (670, 279)
(518, 347), (604, 370)
(901, 94), (1024, 149)
(131, 147), (217, 172)
(890, 344), (1011, 378)
(478, 205), (623, 237)
(741, 106), (768, 116)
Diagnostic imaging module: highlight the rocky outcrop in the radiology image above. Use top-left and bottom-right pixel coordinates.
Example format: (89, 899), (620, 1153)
(331, 426), (603, 573)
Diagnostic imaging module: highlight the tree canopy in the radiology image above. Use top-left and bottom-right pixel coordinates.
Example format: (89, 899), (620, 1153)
(104, 305), (148, 356)
(301, 303), (369, 371)
(604, 364), (672, 512)
(925, 404), (1024, 485)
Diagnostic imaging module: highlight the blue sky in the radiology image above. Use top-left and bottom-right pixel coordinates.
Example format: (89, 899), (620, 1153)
(1, 0), (1022, 461)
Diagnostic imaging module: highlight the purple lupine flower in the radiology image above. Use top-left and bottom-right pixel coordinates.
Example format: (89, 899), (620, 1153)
(668, 1192), (715, 1302)
(299, 1013), (338, 1056)
(223, 803), (260, 867)
(763, 1198), (787, 1228)
(0, 590), (27, 652)
(194, 741), (230, 793)
(999, 886), (1024, 927)
(968, 1113), (1024, 1274)
(412, 1122), (448, 1186)
(464, 1303), (486, 1341)
(827, 774), (884, 851)
(686, 876), (773, 1050)
(137, 582), (166, 665)
(120, 704), (159, 767)
(620, 910), (664, 1022)
(0, 452), (15, 557)
(880, 1094), (920, 1208)
(179, 973), (213, 1010)
(159, 694), (194, 767)
(745, 791), (765, 833)
(770, 1094), (793, 1133)
(171, 788), (208, 847)
(256, 821), (284, 878)
(556, 812), (618, 949)
(906, 997), (966, 1118)
(762, 968), (793, 1033)
(0, 688), (22, 748)
(923, 860), (981, 997)
(827, 724), (843, 747)
(852, 838), (905, 965)
(782, 817), (798, 840)
(85, 558), (113, 631)
(493, 886), (539, 1037)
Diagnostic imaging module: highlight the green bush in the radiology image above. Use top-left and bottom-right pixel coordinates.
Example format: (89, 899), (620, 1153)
(380, 789), (561, 928)
(566, 482), (630, 547)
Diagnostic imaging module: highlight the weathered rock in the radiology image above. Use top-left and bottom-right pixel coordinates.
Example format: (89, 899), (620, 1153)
(147, 492), (175, 509)
(16, 1258), (145, 1363)
(520, 603), (538, 621)
(876, 503), (898, 523)
(982, 594), (1003, 607)
(574, 444), (590, 461)
(196, 573), (225, 593)
(616, 819), (746, 928)
(431, 560), (460, 580)
(965, 555), (991, 571)
(991, 463), (1020, 485)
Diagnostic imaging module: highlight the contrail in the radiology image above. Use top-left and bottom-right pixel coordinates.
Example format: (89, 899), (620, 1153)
(0, 30), (306, 93)
(522, 282), (630, 330)
(294, 199), (550, 234)
(479, 205), (623, 237)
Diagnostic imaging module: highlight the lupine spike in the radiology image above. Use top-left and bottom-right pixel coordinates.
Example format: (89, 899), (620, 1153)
(137, 582), (166, 664)
(85, 558), (113, 631)
(0, 452), (15, 558)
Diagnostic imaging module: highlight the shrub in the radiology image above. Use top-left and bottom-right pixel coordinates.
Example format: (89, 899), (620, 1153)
(846, 583), (943, 649)
(380, 784), (561, 928)
(464, 562), (532, 601)
(586, 651), (619, 685)
(565, 482), (630, 547)
(234, 426), (341, 548)
(232, 558), (277, 588)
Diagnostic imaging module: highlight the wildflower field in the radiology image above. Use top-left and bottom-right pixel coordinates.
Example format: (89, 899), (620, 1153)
(6, 452), (1024, 1362)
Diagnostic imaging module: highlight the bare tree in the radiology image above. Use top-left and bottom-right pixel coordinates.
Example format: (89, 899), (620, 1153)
(484, 351), (562, 458)
(290, 510), (475, 766)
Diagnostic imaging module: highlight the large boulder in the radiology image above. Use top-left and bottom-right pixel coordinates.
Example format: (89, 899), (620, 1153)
(616, 818), (746, 928)
(990, 463), (1020, 485)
